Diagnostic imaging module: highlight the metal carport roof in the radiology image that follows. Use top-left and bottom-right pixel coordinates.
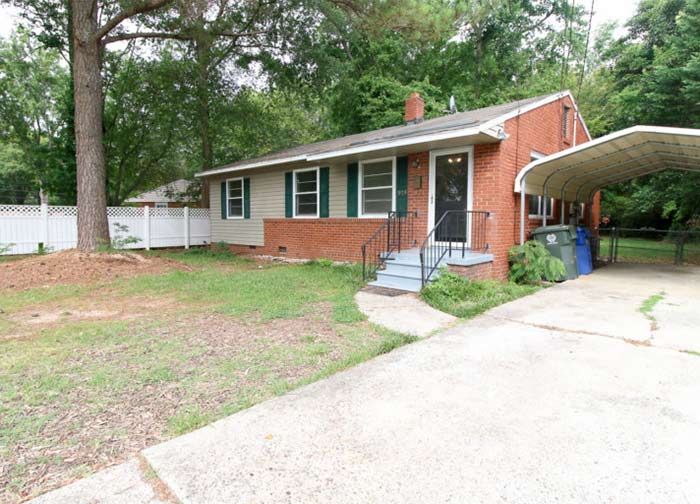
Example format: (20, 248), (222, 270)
(514, 125), (700, 243)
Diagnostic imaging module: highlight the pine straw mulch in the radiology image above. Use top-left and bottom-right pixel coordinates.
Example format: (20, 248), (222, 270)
(1, 304), (379, 503)
(0, 250), (191, 291)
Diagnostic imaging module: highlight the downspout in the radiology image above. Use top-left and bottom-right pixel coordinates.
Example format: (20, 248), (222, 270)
(563, 111), (579, 225)
(520, 176), (527, 245)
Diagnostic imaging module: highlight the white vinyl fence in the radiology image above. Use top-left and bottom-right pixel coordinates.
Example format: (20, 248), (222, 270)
(0, 204), (210, 255)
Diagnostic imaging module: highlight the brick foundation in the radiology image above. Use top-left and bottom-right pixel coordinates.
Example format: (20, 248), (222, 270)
(227, 218), (387, 262)
(447, 261), (494, 281)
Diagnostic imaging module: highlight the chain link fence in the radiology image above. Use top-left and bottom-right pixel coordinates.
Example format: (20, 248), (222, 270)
(597, 227), (700, 265)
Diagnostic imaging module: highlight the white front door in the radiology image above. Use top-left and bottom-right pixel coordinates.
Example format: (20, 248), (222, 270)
(428, 146), (474, 243)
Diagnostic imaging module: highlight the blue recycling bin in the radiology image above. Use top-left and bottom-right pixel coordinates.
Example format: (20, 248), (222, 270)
(575, 227), (593, 275)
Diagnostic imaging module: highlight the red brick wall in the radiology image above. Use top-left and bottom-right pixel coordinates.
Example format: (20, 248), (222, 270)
(475, 95), (595, 279)
(407, 151), (430, 236)
(447, 262), (493, 281)
(227, 218), (386, 262)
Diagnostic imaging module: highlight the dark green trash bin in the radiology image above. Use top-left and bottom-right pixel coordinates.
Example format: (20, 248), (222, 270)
(531, 225), (579, 280)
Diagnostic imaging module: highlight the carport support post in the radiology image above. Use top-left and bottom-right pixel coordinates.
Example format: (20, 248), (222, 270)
(542, 186), (548, 227)
(520, 177), (527, 245)
(560, 198), (566, 225)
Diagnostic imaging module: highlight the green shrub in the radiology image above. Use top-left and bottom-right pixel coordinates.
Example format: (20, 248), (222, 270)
(421, 269), (539, 318)
(508, 240), (566, 284)
(308, 258), (334, 267)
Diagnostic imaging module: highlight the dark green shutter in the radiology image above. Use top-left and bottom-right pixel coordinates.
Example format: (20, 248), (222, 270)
(285, 172), (293, 218)
(319, 167), (329, 218)
(243, 178), (251, 219)
(347, 162), (358, 217)
(220, 181), (227, 219)
(396, 156), (408, 213)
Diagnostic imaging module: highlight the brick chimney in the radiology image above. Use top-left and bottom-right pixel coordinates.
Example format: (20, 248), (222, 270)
(405, 92), (424, 125)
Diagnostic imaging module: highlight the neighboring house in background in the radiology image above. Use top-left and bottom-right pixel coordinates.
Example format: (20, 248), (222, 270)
(125, 179), (202, 208)
(196, 91), (599, 291)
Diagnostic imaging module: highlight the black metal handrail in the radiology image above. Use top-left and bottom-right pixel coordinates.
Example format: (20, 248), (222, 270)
(419, 210), (490, 286)
(361, 210), (418, 280)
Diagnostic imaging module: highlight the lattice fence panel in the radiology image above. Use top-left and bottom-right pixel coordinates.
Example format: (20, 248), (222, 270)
(107, 206), (144, 218)
(48, 206), (78, 217)
(190, 208), (210, 219)
(0, 204), (42, 217)
(1, 205), (211, 255)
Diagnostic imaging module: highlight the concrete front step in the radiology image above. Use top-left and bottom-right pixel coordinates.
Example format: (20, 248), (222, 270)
(382, 261), (422, 277)
(368, 275), (423, 292)
(372, 248), (494, 292)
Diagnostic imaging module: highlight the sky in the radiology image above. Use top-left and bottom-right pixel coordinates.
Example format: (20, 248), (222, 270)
(0, 1), (641, 39)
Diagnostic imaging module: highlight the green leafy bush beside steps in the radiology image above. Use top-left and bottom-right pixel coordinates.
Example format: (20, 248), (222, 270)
(421, 269), (539, 319)
(508, 240), (566, 284)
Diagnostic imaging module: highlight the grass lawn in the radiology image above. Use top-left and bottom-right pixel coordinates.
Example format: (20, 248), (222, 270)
(598, 235), (700, 264)
(0, 249), (414, 503)
(421, 269), (540, 319)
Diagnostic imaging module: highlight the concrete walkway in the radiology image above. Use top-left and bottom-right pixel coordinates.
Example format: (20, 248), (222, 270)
(354, 286), (456, 337)
(31, 264), (700, 504)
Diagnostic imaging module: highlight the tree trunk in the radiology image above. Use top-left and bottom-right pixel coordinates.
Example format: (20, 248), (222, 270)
(195, 38), (214, 171)
(72, 0), (109, 250)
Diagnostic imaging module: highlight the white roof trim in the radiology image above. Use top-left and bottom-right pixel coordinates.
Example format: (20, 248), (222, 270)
(196, 91), (585, 177)
(195, 155), (307, 177)
(305, 126), (499, 161)
(514, 125), (700, 192)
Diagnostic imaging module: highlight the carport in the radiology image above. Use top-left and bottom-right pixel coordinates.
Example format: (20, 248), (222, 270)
(514, 126), (700, 244)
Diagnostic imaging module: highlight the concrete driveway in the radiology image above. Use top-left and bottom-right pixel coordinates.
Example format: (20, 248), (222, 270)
(34, 264), (700, 504)
(487, 262), (700, 353)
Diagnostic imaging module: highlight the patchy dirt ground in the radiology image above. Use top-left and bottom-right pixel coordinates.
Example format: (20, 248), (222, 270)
(0, 250), (190, 290)
(0, 252), (398, 503)
(2, 308), (367, 502)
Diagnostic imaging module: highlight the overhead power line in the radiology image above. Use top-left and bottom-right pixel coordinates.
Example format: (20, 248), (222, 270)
(577, 0), (595, 99)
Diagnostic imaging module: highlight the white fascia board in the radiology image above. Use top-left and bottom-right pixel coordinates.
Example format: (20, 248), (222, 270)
(513, 125), (700, 192)
(195, 155), (307, 178)
(305, 126), (500, 162)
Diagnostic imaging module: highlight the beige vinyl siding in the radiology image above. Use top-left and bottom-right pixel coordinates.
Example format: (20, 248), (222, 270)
(208, 163), (350, 245)
(329, 164), (347, 218)
(209, 166), (284, 246)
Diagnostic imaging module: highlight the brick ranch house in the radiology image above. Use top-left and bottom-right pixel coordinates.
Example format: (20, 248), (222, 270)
(197, 91), (599, 290)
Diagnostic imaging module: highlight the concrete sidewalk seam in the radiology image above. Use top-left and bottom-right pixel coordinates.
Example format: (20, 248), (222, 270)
(481, 313), (685, 352)
(137, 455), (181, 504)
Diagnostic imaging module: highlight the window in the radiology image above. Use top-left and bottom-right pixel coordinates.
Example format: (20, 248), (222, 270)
(293, 168), (319, 217)
(226, 178), (244, 219)
(570, 202), (585, 222)
(528, 195), (554, 219)
(154, 202), (168, 209)
(562, 105), (571, 138)
(360, 157), (395, 216)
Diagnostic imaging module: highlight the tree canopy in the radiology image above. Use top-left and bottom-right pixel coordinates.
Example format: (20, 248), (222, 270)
(1, 0), (699, 229)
